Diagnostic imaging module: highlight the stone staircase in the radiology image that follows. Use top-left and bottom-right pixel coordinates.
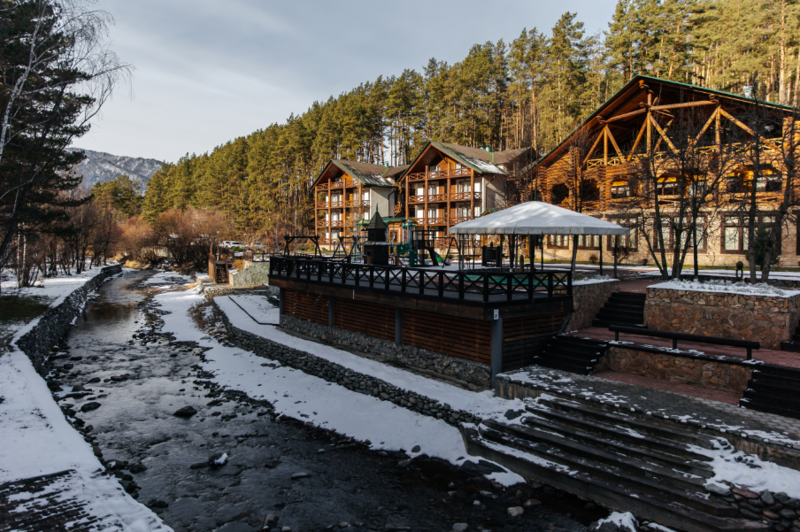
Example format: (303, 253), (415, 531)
(741, 364), (800, 420)
(592, 291), (647, 328)
(531, 335), (609, 375)
(461, 395), (767, 532)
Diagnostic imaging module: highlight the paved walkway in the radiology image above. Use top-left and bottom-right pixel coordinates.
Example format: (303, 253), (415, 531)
(593, 370), (742, 405)
(573, 327), (800, 368)
(500, 365), (800, 447)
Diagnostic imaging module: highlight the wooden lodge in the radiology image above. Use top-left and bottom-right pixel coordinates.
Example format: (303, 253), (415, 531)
(313, 142), (532, 248)
(529, 75), (800, 267)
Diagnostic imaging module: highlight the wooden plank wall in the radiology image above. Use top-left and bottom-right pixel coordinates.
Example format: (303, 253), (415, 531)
(283, 290), (328, 325)
(403, 308), (491, 365)
(333, 298), (395, 341)
(503, 312), (569, 372)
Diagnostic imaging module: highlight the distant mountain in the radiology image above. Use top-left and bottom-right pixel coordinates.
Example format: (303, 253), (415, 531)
(69, 148), (163, 192)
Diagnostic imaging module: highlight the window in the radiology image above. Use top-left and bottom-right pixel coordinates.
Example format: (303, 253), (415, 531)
(727, 170), (782, 194)
(656, 177), (680, 197)
(455, 163), (464, 170)
(547, 235), (571, 249)
(577, 235), (602, 250)
(722, 214), (779, 254)
(607, 217), (639, 251)
(611, 181), (630, 199)
(655, 216), (706, 252)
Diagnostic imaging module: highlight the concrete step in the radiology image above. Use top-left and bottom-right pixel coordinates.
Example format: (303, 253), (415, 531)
(462, 425), (766, 532)
(739, 397), (800, 420)
(539, 396), (716, 449)
(526, 404), (714, 475)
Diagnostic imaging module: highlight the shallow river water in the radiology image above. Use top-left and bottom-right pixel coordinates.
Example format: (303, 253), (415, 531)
(45, 270), (604, 532)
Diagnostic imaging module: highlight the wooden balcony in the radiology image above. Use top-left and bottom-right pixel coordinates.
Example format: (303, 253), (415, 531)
(452, 191), (482, 201)
(425, 217), (448, 225)
(406, 168), (472, 182)
(408, 195), (425, 204)
(345, 200), (370, 208)
(318, 220), (343, 228)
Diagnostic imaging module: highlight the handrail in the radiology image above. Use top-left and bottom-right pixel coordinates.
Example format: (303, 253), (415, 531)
(268, 256), (571, 304)
(608, 324), (759, 360)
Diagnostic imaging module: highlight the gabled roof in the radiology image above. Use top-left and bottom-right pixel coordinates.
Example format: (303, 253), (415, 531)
(399, 141), (521, 182)
(312, 159), (401, 188)
(534, 74), (798, 169)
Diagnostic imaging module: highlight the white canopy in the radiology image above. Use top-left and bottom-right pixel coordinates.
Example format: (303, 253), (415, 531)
(448, 201), (631, 236)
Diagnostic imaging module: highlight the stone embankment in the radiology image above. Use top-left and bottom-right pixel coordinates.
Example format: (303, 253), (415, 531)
(645, 286), (800, 349)
(16, 265), (122, 370)
(213, 301), (482, 427)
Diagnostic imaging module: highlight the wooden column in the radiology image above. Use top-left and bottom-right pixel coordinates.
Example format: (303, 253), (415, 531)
(342, 179), (348, 238)
(424, 166), (429, 232)
(446, 171), (452, 237)
(327, 182), (332, 239)
(491, 316), (503, 384)
(405, 176), (410, 220)
(470, 171), (475, 220)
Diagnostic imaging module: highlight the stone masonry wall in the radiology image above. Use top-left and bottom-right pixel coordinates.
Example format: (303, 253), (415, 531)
(280, 315), (492, 388)
(598, 346), (754, 393)
(229, 261), (270, 288)
(564, 280), (619, 331)
(16, 265), (122, 371)
(645, 287), (800, 349)
(212, 301), (482, 427)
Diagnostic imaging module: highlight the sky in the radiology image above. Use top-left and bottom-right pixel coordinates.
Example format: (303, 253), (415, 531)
(75, 0), (618, 164)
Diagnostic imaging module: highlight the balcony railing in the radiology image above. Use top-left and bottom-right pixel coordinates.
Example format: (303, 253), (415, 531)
(452, 191), (482, 201)
(407, 192), (482, 204)
(318, 220), (343, 228)
(406, 168), (473, 182)
(269, 256), (572, 304)
(425, 217), (448, 225)
(345, 199), (370, 208)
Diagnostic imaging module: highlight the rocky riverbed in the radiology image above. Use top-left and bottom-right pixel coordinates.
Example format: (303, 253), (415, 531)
(41, 270), (607, 531)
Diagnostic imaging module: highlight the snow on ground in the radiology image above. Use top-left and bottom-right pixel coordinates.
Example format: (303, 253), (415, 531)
(228, 294), (279, 324)
(643, 268), (800, 281)
(214, 295), (523, 420)
(594, 511), (638, 531)
(155, 288), (525, 486)
(0, 267), (170, 531)
(692, 441), (800, 499)
(651, 279), (800, 298)
(1, 264), (114, 304)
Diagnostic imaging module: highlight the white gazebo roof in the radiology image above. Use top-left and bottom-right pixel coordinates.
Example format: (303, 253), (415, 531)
(448, 201), (631, 236)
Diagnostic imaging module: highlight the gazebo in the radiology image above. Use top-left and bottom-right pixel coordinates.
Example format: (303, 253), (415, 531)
(449, 201), (630, 275)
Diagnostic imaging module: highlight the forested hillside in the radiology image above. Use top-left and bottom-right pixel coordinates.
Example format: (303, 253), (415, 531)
(142, 0), (800, 241)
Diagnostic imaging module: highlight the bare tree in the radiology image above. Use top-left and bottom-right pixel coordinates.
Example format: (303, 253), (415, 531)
(0, 0), (131, 280)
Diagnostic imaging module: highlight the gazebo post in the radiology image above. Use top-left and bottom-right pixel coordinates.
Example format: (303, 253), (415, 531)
(614, 235), (619, 279)
(528, 235), (533, 272)
(599, 236), (604, 275)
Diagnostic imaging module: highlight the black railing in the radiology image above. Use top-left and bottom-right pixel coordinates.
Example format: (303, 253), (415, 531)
(609, 325), (759, 360)
(269, 256), (571, 304)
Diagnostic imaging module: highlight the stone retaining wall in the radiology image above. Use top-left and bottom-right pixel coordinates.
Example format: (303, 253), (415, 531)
(213, 301), (482, 427)
(597, 346), (754, 393)
(280, 315), (491, 388)
(564, 280), (619, 331)
(230, 261), (270, 288)
(16, 264), (122, 371)
(645, 287), (800, 349)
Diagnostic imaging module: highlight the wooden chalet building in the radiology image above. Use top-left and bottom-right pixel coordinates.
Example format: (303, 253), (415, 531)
(313, 142), (532, 247)
(312, 160), (407, 245)
(529, 75), (800, 267)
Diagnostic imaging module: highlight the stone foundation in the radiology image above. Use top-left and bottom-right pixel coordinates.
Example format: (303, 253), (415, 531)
(565, 280), (618, 331)
(645, 286), (800, 349)
(597, 346), (754, 393)
(280, 314), (492, 388)
(16, 265), (122, 371)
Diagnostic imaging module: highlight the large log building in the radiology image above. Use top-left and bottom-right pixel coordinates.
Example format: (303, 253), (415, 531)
(314, 75), (800, 267)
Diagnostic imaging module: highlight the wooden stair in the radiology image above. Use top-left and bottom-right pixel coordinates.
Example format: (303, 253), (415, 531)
(461, 395), (767, 532)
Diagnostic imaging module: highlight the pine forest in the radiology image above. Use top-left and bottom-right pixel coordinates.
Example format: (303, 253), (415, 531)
(140, 0), (800, 241)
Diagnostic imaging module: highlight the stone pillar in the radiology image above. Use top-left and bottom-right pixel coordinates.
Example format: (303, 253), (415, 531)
(328, 296), (334, 327)
(395, 307), (403, 345)
(491, 316), (503, 384)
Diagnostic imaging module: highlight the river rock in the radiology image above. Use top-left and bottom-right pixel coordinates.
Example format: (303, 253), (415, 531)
(209, 452), (228, 467)
(72, 384), (86, 392)
(291, 471), (311, 480)
(80, 402), (101, 412)
(129, 463), (148, 474)
(507, 507), (524, 517)
(452, 524), (468, 531)
(174, 406), (198, 417)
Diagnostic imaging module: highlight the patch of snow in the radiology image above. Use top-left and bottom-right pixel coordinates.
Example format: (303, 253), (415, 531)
(595, 511), (638, 531)
(651, 279), (800, 298)
(227, 294), (279, 324)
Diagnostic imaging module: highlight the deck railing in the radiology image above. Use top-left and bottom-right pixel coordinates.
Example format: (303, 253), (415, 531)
(269, 256), (571, 304)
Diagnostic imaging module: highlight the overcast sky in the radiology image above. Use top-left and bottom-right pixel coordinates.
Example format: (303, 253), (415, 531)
(75, 0), (617, 163)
